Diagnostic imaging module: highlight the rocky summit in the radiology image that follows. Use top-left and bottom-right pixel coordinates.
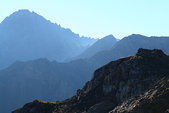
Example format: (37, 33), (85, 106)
(12, 48), (169, 113)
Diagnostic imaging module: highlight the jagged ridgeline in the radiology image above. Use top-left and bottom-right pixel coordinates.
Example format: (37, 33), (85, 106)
(0, 9), (96, 69)
(12, 48), (169, 113)
(2, 10), (169, 113)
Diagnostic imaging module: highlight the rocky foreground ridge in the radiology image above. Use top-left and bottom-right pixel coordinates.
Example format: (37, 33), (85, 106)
(12, 48), (169, 113)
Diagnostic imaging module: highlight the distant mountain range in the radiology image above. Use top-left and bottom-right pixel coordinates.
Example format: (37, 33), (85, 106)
(2, 33), (169, 113)
(90, 34), (169, 66)
(75, 35), (117, 59)
(1, 10), (169, 113)
(0, 9), (96, 69)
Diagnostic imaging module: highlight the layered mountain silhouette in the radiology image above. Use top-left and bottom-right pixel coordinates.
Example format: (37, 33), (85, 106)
(0, 9), (96, 69)
(90, 34), (169, 66)
(1, 10), (169, 113)
(12, 49), (169, 113)
(75, 35), (118, 59)
(2, 33), (169, 113)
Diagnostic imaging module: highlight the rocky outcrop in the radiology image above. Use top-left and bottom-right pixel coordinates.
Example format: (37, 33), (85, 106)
(13, 100), (56, 113)
(111, 77), (169, 113)
(12, 48), (169, 113)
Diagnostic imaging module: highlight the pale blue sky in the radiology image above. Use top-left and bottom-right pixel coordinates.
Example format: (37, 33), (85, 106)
(0, 0), (169, 39)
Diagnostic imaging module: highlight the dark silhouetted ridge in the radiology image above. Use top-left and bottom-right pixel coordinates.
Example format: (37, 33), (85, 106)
(12, 49), (169, 113)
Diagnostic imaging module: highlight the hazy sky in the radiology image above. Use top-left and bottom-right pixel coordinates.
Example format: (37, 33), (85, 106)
(0, 0), (169, 39)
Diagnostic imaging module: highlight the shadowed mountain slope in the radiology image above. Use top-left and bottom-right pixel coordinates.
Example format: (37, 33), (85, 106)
(3, 34), (169, 113)
(0, 58), (96, 113)
(12, 48), (169, 113)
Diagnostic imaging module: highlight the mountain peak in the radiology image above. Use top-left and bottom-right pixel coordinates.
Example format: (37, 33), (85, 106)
(0, 10), (96, 69)
(75, 35), (117, 59)
(98, 35), (117, 42)
(126, 34), (146, 39)
(13, 9), (41, 17)
(101, 34), (116, 40)
(131, 34), (144, 36)
(136, 48), (166, 57)
(1, 9), (44, 25)
(15, 9), (32, 14)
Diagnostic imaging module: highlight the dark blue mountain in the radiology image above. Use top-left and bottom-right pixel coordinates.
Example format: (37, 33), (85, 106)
(75, 35), (117, 59)
(0, 10), (96, 69)
(1, 34), (169, 113)
(90, 34), (169, 66)
(0, 58), (97, 113)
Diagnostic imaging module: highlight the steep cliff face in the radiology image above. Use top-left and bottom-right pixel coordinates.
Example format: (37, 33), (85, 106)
(12, 48), (169, 113)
